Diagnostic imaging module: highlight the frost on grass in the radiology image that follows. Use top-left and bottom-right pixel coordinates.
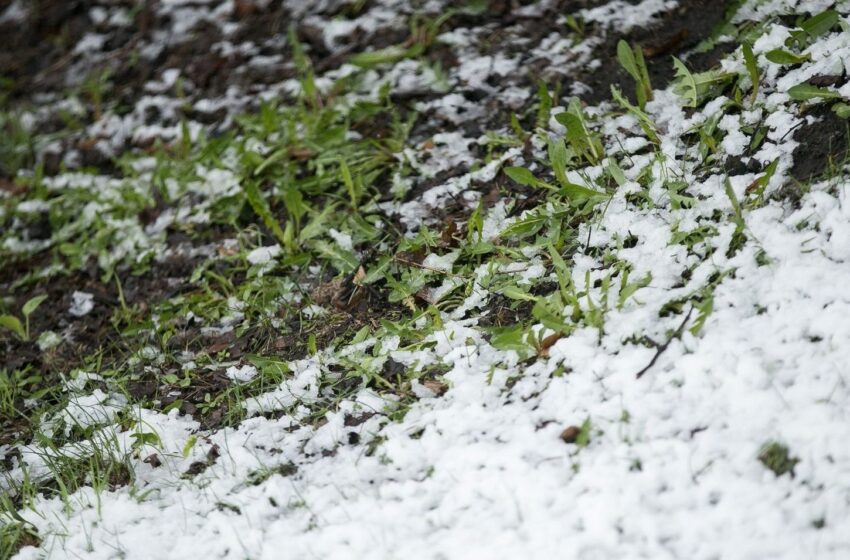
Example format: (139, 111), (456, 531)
(3, 0), (850, 559)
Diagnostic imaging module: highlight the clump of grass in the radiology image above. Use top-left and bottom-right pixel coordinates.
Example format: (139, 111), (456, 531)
(758, 441), (799, 477)
(0, 520), (41, 558)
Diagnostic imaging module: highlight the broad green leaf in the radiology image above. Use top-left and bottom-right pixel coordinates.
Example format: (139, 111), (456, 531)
(608, 161), (627, 187)
(504, 166), (539, 188)
(548, 138), (570, 187)
(800, 10), (839, 38)
(249, 355), (291, 376)
(617, 40), (639, 81)
(339, 158), (360, 207)
(576, 418), (592, 448)
(764, 49), (810, 65)
(833, 103), (850, 119)
(689, 295), (714, 336)
(299, 202), (337, 242)
(787, 83), (842, 101)
(532, 295), (571, 333)
(22, 294), (48, 318)
(724, 178), (744, 231)
(130, 431), (162, 450)
(254, 147), (287, 175)
(0, 315), (25, 339)
(510, 112), (527, 142)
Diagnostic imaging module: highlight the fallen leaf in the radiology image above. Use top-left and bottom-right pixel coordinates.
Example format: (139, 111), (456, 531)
(559, 425), (581, 443)
(422, 379), (448, 396)
(143, 453), (162, 467)
(537, 333), (562, 358)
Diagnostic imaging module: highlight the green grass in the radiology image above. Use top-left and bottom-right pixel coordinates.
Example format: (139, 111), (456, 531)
(1, 7), (845, 545)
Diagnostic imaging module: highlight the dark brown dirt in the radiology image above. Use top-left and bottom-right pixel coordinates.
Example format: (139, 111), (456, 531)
(571, 0), (734, 105)
(790, 103), (850, 183)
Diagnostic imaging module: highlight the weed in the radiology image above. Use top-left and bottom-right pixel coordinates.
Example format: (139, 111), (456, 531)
(0, 294), (47, 341)
(616, 40), (653, 110)
(758, 441), (799, 477)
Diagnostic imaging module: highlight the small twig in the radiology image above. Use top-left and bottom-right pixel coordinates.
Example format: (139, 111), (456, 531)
(635, 306), (694, 379)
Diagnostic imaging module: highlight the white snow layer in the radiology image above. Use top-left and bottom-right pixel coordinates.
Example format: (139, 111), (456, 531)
(7, 1), (850, 559)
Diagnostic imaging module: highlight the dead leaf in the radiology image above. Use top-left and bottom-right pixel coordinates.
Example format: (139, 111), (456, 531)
(642, 29), (689, 58)
(287, 146), (315, 160)
(441, 218), (458, 246)
(143, 453), (162, 467)
(559, 425), (581, 443)
(537, 333), (562, 358)
(422, 379), (448, 396)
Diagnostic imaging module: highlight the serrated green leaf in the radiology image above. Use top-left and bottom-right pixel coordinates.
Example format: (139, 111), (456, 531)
(349, 45), (422, 68)
(182, 435), (198, 458)
(672, 58), (734, 108)
(488, 325), (535, 358)
(555, 102), (603, 164)
(672, 57), (698, 107)
(244, 181), (288, 247)
(499, 213), (547, 239)
(313, 240), (359, 273)
(536, 80), (552, 129)
(362, 255), (393, 284)
(501, 285), (537, 302)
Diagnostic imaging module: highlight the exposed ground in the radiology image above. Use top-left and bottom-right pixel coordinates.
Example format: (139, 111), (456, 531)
(2, 0), (850, 558)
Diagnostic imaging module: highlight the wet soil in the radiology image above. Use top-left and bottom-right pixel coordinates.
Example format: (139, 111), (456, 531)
(790, 104), (850, 183)
(572, 0), (734, 105)
(1, 0), (833, 451)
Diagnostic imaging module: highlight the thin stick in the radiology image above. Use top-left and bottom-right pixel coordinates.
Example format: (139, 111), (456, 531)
(635, 306), (694, 379)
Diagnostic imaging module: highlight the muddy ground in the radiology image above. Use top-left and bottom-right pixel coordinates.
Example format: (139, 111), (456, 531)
(1, 0), (847, 446)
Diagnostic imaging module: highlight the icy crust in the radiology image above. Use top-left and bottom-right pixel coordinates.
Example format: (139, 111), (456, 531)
(5, 0), (850, 559)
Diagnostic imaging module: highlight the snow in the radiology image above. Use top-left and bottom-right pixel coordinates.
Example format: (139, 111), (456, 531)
(246, 244), (282, 265)
(6, 0), (850, 558)
(225, 364), (259, 384)
(68, 291), (95, 317)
